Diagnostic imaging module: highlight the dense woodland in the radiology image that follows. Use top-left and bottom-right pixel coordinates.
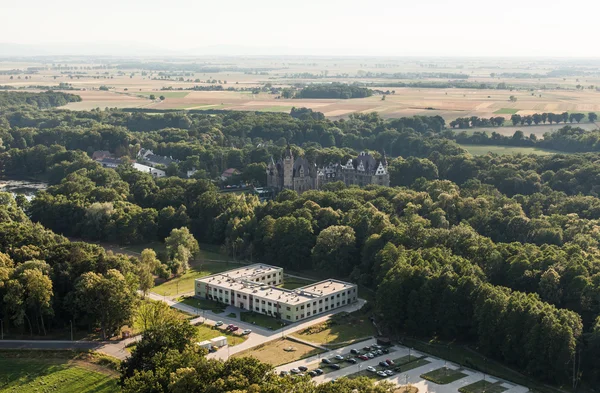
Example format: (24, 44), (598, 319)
(1, 92), (600, 390)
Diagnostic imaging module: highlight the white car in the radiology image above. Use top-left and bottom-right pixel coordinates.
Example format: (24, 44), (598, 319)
(385, 370), (394, 376)
(334, 355), (344, 360)
(242, 329), (252, 335)
(290, 368), (301, 374)
(377, 371), (387, 377)
(366, 366), (376, 373)
(367, 353), (375, 359)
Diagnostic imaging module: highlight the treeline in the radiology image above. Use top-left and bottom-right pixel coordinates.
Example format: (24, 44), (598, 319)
(295, 83), (373, 99)
(449, 116), (506, 128)
(510, 112), (597, 126)
(0, 91), (81, 109)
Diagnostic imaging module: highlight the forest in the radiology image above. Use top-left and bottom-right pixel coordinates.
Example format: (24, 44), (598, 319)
(1, 92), (600, 389)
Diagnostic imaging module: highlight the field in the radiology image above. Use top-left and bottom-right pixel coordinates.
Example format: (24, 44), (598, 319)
(279, 276), (315, 290)
(195, 323), (246, 346)
(421, 367), (468, 384)
(2, 58), (600, 123)
(291, 310), (376, 346)
(240, 311), (286, 330)
(0, 351), (118, 393)
(232, 338), (325, 366)
(459, 144), (562, 156)
(459, 380), (508, 393)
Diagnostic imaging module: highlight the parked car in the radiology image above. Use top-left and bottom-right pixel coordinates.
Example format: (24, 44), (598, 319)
(376, 350), (383, 356)
(334, 355), (344, 360)
(372, 344), (382, 350)
(350, 348), (360, 355)
(346, 358), (357, 364)
(329, 364), (341, 370)
(379, 361), (390, 367)
(357, 354), (368, 360)
(314, 369), (324, 375)
(226, 324), (234, 330)
(298, 366), (308, 372)
(385, 370), (394, 376)
(215, 321), (224, 327)
(385, 359), (395, 366)
(230, 326), (239, 332)
(377, 371), (387, 377)
(321, 358), (331, 364)
(363, 346), (371, 351)
(279, 370), (289, 376)
(366, 366), (376, 373)
(382, 348), (390, 354)
(308, 371), (317, 377)
(242, 329), (252, 335)
(367, 353), (374, 359)
(290, 368), (301, 374)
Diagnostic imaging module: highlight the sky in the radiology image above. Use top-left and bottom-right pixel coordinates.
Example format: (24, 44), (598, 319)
(2, 0), (599, 57)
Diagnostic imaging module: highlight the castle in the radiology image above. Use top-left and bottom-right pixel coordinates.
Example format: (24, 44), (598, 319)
(266, 147), (390, 193)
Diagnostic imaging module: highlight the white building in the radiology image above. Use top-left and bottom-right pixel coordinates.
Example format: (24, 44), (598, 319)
(195, 264), (358, 323)
(132, 163), (166, 178)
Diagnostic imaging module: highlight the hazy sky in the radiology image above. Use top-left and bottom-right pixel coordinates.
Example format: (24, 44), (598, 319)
(3, 0), (599, 56)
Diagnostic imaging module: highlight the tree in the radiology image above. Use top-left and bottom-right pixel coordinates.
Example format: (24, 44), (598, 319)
(135, 300), (182, 332)
(159, 95), (165, 101)
(74, 269), (137, 339)
(509, 95), (517, 102)
(165, 227), (199, 258)
(149, 94), (156, 100)
(589, 112), (598, 123)
(312, 225), (358, 276)
(138, 249), (161, 296)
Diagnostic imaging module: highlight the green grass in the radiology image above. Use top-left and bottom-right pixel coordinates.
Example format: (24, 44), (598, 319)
(395, 357), (430, 372)
(0, 352), (118, 393)
(232, 338), (325, 366)
(240, 311), (286, 330)
(493, 108), (519, 114)
(176, 296), (227, 314)
(226, 312), (237, 318)
(459, 380), (508, 393)
(137, 91), (189, 98)
(421, 367), (468, 384)
(153, 259), (247, 296)
(195, 323), (246, 346)
(291, 310), (376, 346)
(459, 144), (561, 156)
(279, 276), (315, 290)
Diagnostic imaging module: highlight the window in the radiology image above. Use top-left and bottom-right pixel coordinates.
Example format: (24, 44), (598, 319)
(237, 294), (241, 298)
(262, 300), (266, 304)
(307, 311), (311, 316)
(286, 315), (291, 319)
(267, 275), (271, 279)
(300, 314), (304, 318)
(295, 307), (298, 311)
(319, 300), (323, 304)
(219, 289), (223, 293)
(255, 298), (259, 303)
(268, 302), (272, 306)
(286, 306), (291, 311)
(337, 294), (340, 298)
(243, 295), (247, 299)
(300, 305), (304, 310)
(255, 307), (259, 311)
(342, 300), (345, 305)
(325, 306), (329, 310)
(342, 292), (346, 296)
(337, 302), (340, 307)
(313, 302), (316, 306)
(319, 308), (322, 312)
(225, 291), (228, 295)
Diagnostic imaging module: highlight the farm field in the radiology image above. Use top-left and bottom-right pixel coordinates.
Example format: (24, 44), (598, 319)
(2, 58), (600, 122)
(0, 351), (118, 393)
(232, 338), (325, 366)
(458, 144), (563, 156)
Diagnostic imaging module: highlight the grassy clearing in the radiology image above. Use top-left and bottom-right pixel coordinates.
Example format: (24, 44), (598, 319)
(280, 276), (315, 290)
(291, 309), (376, 346)
(459, 380), (508, 393)
(195, 323), (246, 346)
(394, 387), (418, 393)
(493, 108), (519, 114)
(240, 311), (286, 330)
(233, 338), (325, 366)
(176, 296), (227, 314)
(153, 260), (246, 296)
(421, 367), (468, 384)
(0, 350), (118, 393)
(459, 144), (560, 156)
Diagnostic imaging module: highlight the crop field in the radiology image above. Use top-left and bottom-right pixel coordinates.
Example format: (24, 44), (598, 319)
(2, 58), (600, 123)
(458, 144), (563, 156)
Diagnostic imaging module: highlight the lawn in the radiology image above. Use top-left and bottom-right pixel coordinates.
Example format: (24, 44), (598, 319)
(291, 310), (376, 346)
(459, 380), (508, 393)
(421, 367), (468, 384)
(233, 338), (325, 366)
(493, 108), (519, 114)
(0, 351), (118, 393)
(153, 260), (247, 296)
(176, 296), (227, 314)
(240, 311), (286, 330)
(196, 323), (246, 346)
(459, 144), (561, 156)
(279, 276), (315, 290)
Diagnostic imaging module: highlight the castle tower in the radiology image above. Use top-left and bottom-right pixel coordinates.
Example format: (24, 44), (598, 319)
(283, 145), (293, 188)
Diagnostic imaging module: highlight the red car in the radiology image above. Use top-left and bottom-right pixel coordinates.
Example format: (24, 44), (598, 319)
(358, 355), (369, 360)
(230, 326), (239, 332)
(386, 359), (395, 366)
(226, 324), (235, 330)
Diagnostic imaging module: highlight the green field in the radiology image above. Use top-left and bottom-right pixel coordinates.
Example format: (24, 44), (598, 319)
(421, 367), (468, 384)
(196, 323), (246, 346)
(279, 276), (315, 290)
(493, 108), (519, 114)
(0, 352), (118, 393)
(176, 296), (227, 314)
(459, 144), (560, 156)
(459, 380), (508, 393)
(291, 310), (376, 346)
(137, 91), (189, 98)
(240, 311), (286, 330)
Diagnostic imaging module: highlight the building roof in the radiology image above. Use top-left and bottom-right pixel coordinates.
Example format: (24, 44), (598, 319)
(92, 150), (112, 160)
(133, 162), (165, 174)
(97, 157), (121, 166)
(197, 265), (355, 305)
(222, 168), (241, 177)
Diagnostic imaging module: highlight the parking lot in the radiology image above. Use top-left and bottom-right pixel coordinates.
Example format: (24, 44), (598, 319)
(275, 340), (530, 393)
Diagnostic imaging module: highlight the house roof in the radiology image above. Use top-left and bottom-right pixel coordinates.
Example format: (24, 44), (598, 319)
(222, 168), (241, 177)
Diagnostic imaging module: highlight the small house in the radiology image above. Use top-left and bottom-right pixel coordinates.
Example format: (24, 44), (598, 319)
(210, 336), (227, 347)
